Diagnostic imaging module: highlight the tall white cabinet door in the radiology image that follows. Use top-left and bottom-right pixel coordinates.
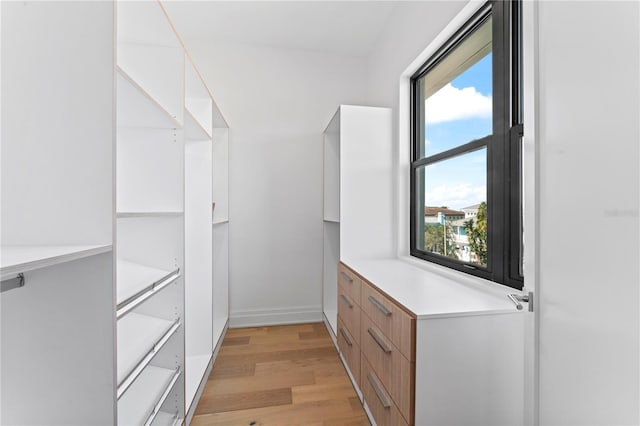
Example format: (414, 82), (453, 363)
(535, 2), (640, 424)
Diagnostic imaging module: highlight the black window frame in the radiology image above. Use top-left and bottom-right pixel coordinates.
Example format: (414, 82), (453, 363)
(409, 0), (524, 290)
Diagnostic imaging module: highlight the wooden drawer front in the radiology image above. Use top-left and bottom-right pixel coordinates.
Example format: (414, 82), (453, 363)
(361, 356), (409, 426)
(337, 317), (361, 387)
(361, 281), (414, 361)
(337, 284), (361, 345)
(338, 263), (361, 306)
(361, 315), (413, 422)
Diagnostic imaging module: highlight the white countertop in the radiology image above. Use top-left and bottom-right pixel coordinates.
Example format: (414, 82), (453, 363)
(345, 257), (528, 319)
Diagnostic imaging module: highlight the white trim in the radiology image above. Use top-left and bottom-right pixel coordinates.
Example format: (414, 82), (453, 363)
(229, 306), (322, 328)
(522, 1), (540, 425)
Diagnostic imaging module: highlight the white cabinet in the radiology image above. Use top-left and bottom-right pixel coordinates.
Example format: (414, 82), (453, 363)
(1, 1), (229, 423)
(116, 1), (185, 423)
(342, 258), (525, 426)
(1, 1), (115, 424)
(183, 52), (230, 421)
(116, 1), (230, 424)
(322, 105), (393, 336)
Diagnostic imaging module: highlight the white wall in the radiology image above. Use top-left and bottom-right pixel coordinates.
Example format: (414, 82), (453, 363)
(536, 2), (639, 424)
(365, 0), (468, 256)
(187, 40), (368, 326)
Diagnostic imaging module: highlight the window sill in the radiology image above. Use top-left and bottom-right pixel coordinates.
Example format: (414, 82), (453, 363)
(345, 256), (529, 319)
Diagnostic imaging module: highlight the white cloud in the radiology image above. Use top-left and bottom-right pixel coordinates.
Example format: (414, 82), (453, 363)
(425, 83), (492, 124)
(425, 183), (486, 210)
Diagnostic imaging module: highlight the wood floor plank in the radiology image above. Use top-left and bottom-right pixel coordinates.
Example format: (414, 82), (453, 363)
(192, 398), (366, 426)
(216, 346), (338, 366)
(192, 322), (369, 425)
(291, 381), (360, 404)
(204, 371), (315, 394)
(195, 387), (292, 415)
(210, 363), (256, 380)
(219, 339), (332, 356)
(223, 336), (250, 346)
(254, 358), (345, 378)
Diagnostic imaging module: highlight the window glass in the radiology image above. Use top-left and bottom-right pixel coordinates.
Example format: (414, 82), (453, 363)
(414, 148), (487, 266)
(416, 17), (492, 158)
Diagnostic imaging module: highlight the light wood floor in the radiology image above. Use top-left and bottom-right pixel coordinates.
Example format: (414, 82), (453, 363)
(191, 322), (370, 426)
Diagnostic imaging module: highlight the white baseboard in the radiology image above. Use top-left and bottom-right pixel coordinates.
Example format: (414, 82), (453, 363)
(229, 305), (322, 328)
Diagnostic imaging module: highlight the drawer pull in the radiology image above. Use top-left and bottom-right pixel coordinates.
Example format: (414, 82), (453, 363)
(339, 327), (353, 346)
(340, 271), (354, 283)
(368, 295), (392, 316)
(340, 294), (354, 308)
(367, 372), (391, 409)
(368, 327), (392, 353)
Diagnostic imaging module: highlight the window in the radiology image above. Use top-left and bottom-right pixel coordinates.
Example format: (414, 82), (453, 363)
(410, 1), (523, 289)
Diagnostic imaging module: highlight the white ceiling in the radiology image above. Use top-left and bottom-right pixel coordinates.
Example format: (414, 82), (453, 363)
(163, 1), (400, 57)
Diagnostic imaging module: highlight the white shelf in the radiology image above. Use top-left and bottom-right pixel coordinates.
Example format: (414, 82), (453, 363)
(116, 260), (177, 307)
(212, 218), (230, 225)
(117, 313), (177, 385)
(186, 354), (211, 411)
(117, 212), (184, 219)
(0, 245), (112, 280)
(118, 365), (180, 426)
(151, 412), (181, 426)
(117, 67), (181, 129)
(184, 109), (212, 141)
(323, 218), (340, 224)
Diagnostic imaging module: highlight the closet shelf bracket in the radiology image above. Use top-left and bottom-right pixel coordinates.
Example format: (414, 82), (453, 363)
(1, 273), (25, 293)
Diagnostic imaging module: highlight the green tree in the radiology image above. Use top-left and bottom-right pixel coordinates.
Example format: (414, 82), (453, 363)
(464, 202), (487, 266)
(424, 222), (457, 259)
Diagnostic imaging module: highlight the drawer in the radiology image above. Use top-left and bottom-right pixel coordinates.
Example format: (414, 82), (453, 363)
(361, 280), (415, 361)
(361, 314), (413, 423)
(361, 356), (409, 426)
(338, 263), (361, 306)
(337, 284), (361, 345)
(337, 317), (361, 388)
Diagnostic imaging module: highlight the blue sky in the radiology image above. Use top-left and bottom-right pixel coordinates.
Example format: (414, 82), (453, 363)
(423, 53), (491, 210)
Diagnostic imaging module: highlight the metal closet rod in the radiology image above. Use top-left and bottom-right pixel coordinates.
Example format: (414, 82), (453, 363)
(116, 268), (181, 319)
(117, 319), (181, 400)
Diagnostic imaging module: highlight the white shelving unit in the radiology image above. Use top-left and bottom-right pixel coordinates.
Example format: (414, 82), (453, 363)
(116, 1), (186, 422)
(323, 110), (341, 336)
(1, 1), (116, 424)
(184, 55), (215, 414)
(2, 1), (230, 423)
(322, 105), (393, 337)
(212, 126), (230, 348)
(184, 51), (231, 421)
(117, 2), (230, 424)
